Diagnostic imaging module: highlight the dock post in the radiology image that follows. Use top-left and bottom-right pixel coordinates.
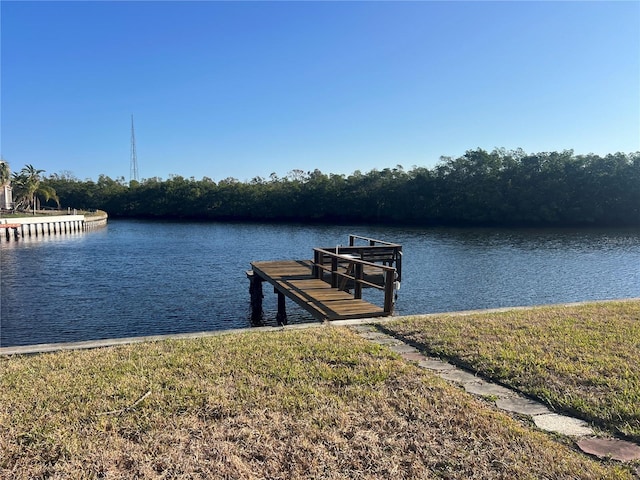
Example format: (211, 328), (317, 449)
(331, 256), (339, 288)
(276, 290), (287, 326)
(247, 270), (264, 325)
(354, 263), (363, 299)
(383, 270), (395, 314)
(313, 249), (321, 278)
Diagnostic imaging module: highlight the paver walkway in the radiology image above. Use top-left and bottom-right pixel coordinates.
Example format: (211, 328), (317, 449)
(347, 322), (640, 473)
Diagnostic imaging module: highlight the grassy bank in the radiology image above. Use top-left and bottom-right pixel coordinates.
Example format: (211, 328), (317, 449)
(382, 300), (640, 443)
(0, 327), (633, 478)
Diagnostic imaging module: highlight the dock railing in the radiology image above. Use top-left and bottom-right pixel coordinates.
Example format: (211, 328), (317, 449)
(314, 234), (402, 279)
(347, 234), (402, 282)
(312, 245), (399, 314)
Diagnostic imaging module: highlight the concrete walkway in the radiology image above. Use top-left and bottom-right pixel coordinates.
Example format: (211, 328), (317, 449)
(346, 322), (640, 473)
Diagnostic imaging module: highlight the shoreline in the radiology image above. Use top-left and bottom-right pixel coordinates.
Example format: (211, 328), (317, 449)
(3, 297), (639, 356)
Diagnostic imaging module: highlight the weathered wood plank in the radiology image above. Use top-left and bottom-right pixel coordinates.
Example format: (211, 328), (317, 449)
(250, 260), (388, 321)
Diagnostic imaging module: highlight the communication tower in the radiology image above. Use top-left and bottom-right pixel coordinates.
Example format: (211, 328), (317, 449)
(130, 114), (139, 182)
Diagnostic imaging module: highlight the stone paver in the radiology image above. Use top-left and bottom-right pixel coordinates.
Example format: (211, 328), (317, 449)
(438, 369), (481, 385)
(389, 343), (419, 354)
(532, 413), (594, 437)
(495, 397), (552, 416)
(400, 352), (426, 362)
(357, 331), (390, 340)
(463, 381), (516, 399)
(576, 437), (640, 461)
(418, 358), (457, 372)
(350, 325), (376, 333)
(368, 335), (401, 345)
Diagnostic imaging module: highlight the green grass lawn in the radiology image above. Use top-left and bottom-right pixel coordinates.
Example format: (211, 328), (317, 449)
(382, 300), (640, 444)
(0, 326), (633, 479)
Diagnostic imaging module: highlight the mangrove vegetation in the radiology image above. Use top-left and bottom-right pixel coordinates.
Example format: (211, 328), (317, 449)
(37, 148), (640, 227)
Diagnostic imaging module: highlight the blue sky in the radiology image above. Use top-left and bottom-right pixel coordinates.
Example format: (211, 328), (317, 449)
(2, 1), (639, 183)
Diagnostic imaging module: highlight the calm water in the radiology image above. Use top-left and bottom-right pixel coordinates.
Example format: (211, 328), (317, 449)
(1, 220), (639, 347)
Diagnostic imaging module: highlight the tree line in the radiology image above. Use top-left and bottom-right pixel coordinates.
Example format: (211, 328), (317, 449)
(32, 148), (640, 227)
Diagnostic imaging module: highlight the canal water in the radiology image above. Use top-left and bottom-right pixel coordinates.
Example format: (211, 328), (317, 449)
(1, 219), (639, 347)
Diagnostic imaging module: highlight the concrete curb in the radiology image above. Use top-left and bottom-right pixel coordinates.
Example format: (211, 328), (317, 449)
(0, 324), (310, 356)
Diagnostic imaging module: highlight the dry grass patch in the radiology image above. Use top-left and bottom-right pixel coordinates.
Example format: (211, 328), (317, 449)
(0, 327), (633, 478)
(383, 300), (640, 442)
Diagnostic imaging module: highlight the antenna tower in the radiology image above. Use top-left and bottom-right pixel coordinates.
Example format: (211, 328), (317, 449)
(130, 114), (139, 182)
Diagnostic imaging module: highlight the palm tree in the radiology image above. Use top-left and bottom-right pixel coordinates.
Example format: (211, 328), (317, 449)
(35, 184), (60, 210)
(11, 165), (59, 213)
(11, 171), (31, 211)
(0, 160), (10, 186)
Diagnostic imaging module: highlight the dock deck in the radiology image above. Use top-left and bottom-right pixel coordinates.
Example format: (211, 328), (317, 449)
(248, 235), (402, 324)
(251, 260), (386, 321)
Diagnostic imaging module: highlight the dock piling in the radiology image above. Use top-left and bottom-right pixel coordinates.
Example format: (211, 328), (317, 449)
(247, 270), (264, 324)
(276, 290), (288, 326)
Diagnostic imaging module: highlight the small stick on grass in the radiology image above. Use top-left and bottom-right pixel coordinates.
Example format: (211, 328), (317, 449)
(97, 389), (152, 416)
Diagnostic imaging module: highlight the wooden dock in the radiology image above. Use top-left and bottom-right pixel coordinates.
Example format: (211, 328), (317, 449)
(248, 235), (402, 324)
